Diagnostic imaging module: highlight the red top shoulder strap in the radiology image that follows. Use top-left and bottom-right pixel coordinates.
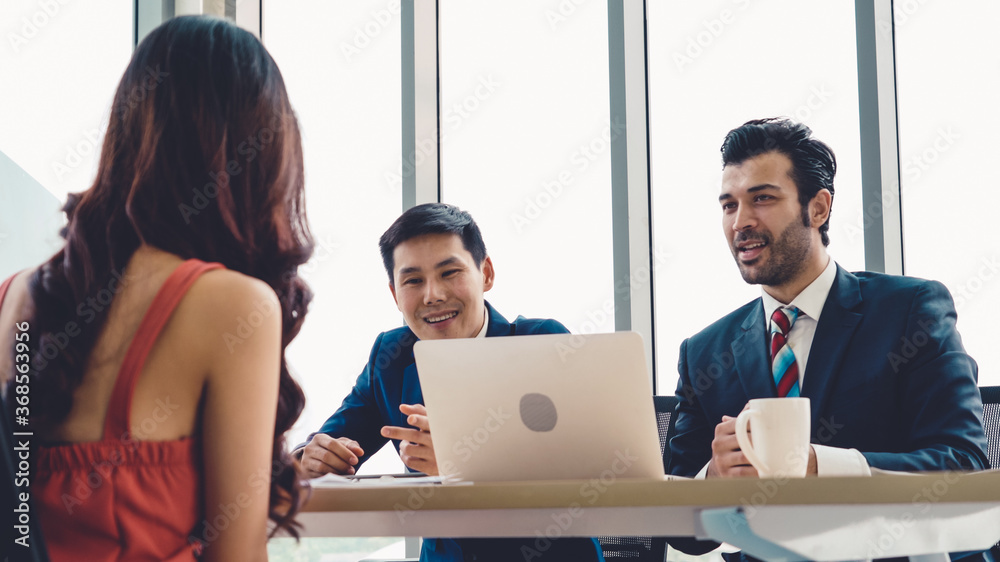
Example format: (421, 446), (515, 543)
(102, 259), (225, 440)
(0, 275), (15, 310)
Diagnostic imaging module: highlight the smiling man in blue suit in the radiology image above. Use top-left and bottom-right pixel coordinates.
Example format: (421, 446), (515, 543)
(296, 203), (604, 562)
(667, 118), (990, 561)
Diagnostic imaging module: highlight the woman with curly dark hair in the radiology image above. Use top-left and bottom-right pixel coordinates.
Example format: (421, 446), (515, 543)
(0, 15), (312, 561)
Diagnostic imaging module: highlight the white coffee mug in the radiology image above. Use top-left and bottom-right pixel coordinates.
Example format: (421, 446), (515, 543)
(734, 397), (811, 478)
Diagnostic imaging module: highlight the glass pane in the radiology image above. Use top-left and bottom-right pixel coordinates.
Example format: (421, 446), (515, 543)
(0, 0), (133, 278)
(897, 2), (1000, 386)
(263, 0), (406, 477)
(439, 0), (615, 335)
(648, 1), (865, 393)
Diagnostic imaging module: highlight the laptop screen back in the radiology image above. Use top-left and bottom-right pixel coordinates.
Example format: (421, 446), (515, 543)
(414, 331), (664, 482)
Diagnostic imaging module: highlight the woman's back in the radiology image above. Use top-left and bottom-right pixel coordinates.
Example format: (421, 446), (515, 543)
(1, 15), (313, 561)
(0, 246), (286, 561)
(35, 248), (202, 443)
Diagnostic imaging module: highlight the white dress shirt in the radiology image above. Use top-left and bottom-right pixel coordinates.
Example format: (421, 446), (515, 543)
(697, 258), (871, 477)
(760, 257), (870, 476)
(475, 307), (489, 339)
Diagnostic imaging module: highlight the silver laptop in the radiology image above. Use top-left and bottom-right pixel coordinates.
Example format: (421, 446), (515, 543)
(413, 331), (664, 482)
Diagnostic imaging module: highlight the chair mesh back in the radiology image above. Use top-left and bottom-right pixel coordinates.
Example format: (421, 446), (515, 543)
(597, 396), (676, 562)
(979, 386), (1000, 558)
(601, 535), (654, 559)
(981, 386), (1000, 469)
(654, 395), (678, 469)
(656, 410), (672, 456)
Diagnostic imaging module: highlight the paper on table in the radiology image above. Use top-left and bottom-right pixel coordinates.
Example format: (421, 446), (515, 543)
(311, 473), (688, 486)
(311, 473), (462, 487)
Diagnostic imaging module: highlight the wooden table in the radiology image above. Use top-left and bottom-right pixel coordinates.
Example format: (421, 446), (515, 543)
(296, 471), (1000, 561)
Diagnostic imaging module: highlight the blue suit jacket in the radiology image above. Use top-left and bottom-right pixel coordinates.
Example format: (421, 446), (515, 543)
(667, 266), (991, 560)
(310, 302), (604, 562)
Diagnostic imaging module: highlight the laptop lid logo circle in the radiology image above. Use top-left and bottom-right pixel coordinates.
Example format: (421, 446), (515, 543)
(519, 393), (558, 432)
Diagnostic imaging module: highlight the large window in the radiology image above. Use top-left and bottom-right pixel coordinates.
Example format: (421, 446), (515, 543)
(439, 0), (615, 335)
(3, 5), (997, 560)
(896, 1), (1000, 386)
(647, 1), (866, 394)
(263, 1), (407, 558)
(0, 0), (133, 278)
(263, 0), (406, 471)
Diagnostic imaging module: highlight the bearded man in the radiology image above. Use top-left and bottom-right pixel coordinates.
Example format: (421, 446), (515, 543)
(666, 118), (990, 562)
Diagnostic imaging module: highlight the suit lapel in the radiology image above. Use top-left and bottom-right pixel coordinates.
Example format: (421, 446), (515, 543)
(483, 301), (513, 337)
(403, 362), (423, 406)
(801, 266), (863, 432)
(733, 300), (776, 399)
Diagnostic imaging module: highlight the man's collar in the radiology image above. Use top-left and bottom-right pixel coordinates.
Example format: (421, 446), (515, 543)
(475, 306), (489, 338)
(483, 301), (512, 337)
(761, 257), (837, 323)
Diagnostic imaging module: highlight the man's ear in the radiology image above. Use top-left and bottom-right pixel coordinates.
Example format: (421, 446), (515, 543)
(809, 189), (832, 228)
(389, 282), (399, 308)
(481, 256), (495, 292)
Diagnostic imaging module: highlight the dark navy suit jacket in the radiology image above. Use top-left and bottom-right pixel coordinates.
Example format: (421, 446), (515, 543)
(667, 266), (991, 561)
(309, 302), (604, 562)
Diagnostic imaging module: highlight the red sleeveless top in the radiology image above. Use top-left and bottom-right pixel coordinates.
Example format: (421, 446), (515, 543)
(0, 259), (223, 561)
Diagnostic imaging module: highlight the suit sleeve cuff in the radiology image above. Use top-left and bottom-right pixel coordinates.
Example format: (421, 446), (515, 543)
(292, 434), (317, 459)
(813, 444), (872, 476)
(695, 461), (709, 479)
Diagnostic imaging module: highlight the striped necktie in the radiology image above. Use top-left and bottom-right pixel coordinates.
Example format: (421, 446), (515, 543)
(770, 306), (801, 397)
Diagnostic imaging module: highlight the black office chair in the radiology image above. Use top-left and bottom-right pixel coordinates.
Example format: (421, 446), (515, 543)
(596, 395), (678, 562)
(981, 386), (999, 469)
(980, 386), (1000, 559)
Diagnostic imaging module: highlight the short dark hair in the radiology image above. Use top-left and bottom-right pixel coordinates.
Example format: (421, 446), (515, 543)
(378, 203), (488, 284)
(721, 118), (837, 246)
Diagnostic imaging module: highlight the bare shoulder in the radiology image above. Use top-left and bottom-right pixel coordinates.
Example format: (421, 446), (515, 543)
(0, 269), (37, 332)
(189, 268), (278, 304)
(174, 269), (282, 367)
(1, 266), (36, 308)
(0, 268), (38, 384)
(185, 269), (281, 324)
